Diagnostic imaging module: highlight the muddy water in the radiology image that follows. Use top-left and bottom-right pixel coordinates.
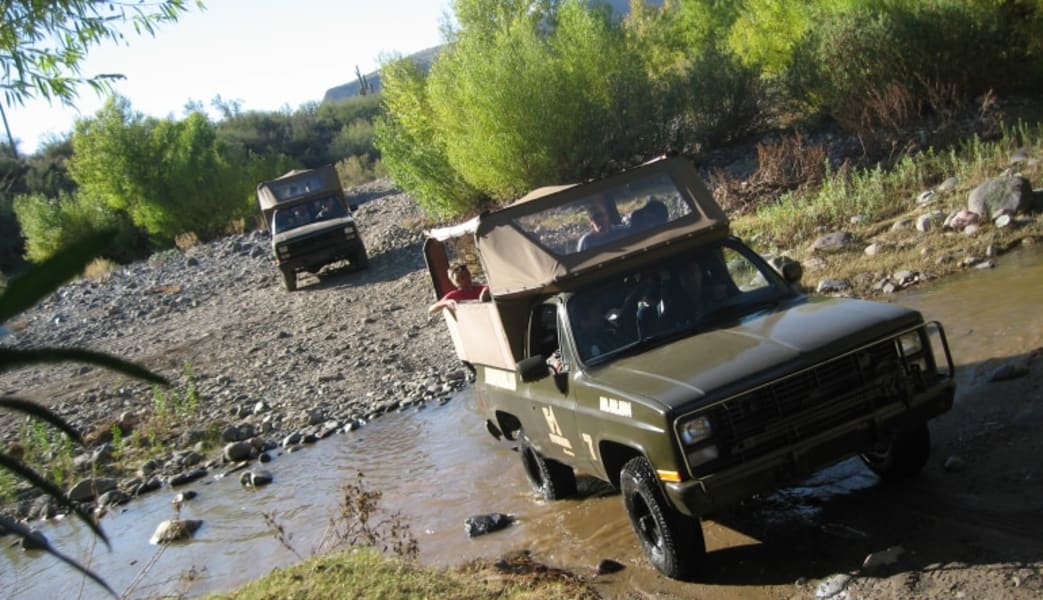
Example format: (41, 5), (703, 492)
(3, 247), (1042, 600)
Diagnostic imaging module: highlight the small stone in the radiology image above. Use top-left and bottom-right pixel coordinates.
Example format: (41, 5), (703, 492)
(916, 190), (936, 204)
(816, 279), (851, 294)
(150, 519), (203, 544)
(240, 470), (274, 487)
(862, 546), (904, 571)
(464, 513), (515, 537)
(815, 573), (853, 599)
(595, 559), (625, 575)
(864, 242), (885, 257)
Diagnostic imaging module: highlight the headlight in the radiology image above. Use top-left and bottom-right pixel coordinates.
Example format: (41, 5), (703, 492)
(897, 331), (923, 356)
(679, 415), (713, 445)
(344, 226), (356, 237)
(276, 244), (289, 257)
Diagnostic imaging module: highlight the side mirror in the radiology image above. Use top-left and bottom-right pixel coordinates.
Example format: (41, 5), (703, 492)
(780, 260), (803, 285)
(517, 355), (550, 382)
(768, 255), (803, 285)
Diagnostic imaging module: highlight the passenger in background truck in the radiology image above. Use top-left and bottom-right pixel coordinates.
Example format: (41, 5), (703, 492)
(428, 263), (490, 315)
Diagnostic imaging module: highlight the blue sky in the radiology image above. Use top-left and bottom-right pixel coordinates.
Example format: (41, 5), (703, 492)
(6, 0), (450, 155)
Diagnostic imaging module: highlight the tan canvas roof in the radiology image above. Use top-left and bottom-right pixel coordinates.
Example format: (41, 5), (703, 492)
(473, 157), (729, 299)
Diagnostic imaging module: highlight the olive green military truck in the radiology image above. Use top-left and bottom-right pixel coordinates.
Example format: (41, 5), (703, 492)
(424, 157), (955, 579)
(257, 165), (368, 291)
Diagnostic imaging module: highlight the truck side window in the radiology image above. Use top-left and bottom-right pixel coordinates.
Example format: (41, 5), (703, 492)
(529, 304), (560, 359)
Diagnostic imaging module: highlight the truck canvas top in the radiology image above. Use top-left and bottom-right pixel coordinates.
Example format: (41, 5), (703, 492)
(473, 156), (728, 298)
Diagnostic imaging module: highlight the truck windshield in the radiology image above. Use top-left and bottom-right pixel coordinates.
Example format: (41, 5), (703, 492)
(567, 240), (792, 365)
(272, 196), (347, 233)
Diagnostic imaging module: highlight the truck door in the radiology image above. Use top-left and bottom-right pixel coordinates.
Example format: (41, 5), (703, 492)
(521, 302), (579, 463)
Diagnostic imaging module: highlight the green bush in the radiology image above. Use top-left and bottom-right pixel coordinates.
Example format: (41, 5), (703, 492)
(374, 57), (483, 217)
(336, 154), (386, 187)
(13, 190), (140, 264)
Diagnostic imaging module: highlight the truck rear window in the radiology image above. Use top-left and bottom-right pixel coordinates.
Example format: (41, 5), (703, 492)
(513, 173), (695, 256)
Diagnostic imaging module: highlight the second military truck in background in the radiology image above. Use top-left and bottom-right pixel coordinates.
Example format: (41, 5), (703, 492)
(257, 164), (368, 291)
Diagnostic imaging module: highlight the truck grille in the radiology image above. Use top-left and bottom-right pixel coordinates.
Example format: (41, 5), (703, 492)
(287, 229), (349, 257)
(705, 337), (904, 470)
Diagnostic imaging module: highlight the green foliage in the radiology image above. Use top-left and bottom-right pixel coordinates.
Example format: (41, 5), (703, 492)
(0, 0), (201, 108)
(429, 0), (659, 198)
(14, 190), (139, 263)
(374, 57), (483, 217)
(336, 154), (387, 187)
(331, 120), (377, 159)
(68, 97), (282, 246)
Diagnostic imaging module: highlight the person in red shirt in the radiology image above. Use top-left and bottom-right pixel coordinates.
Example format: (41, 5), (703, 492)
(428, 263), (490, 315)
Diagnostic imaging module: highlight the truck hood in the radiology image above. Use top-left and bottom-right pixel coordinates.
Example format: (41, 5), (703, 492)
(587, 297), (922, 411)
(272, 217), (355, 244)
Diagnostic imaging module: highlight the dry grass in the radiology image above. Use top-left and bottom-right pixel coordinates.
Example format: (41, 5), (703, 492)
(83, 257), (119, 280)
(174, 232), (201, 250)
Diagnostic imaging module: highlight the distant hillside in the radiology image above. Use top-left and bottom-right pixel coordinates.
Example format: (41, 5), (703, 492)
(322, 45), (443, 103)
(321, 0), (644, 104)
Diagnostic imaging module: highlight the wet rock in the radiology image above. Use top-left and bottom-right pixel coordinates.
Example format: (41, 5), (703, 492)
(97, 489), (130, 507)
(132, 477), (162, 496)
(168, 467), (207, 487)
(240, 470), (274, 488)
(464, 513), (515, 537)
(21, 529), (48, 551)
(944, 456), (968, 473)
(150, 519), (203, 544)
(281, 432), (302, 447)
(67, 477), (117, 502)
(862, 546), (904, 571)
(595, 559), (625, 575)
(815, 573), (853, 599)
(172, 490), (197, 506)
(223, 441), (254, 462)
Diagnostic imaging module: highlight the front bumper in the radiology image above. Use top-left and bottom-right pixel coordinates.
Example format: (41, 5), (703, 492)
(664, 379), (955, 517)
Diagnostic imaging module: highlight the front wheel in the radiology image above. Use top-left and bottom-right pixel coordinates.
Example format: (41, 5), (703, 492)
(621, 456), (705, 579)
(352, 245), (369, 271)
(280, 268), (297, 291)
(519, 435), (576, 500)
(860, 422), (931, 481)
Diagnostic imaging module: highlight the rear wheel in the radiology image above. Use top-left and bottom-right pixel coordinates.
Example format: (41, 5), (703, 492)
(519, 434), (576, 500)
(281, 268), (297, 291)
(621, 456), (705, 580)
(860, 423), (931, 481)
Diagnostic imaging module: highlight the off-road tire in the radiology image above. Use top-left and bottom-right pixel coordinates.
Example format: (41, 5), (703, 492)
(620, 456), (706, 580)
(281, 268), (297, 292)
(860, 422), (931, 482)
(519, 434), (576, 500)
(352, 245), (369, 271)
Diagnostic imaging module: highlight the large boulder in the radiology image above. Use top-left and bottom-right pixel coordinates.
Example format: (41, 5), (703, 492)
(967, 176), (1033, 219)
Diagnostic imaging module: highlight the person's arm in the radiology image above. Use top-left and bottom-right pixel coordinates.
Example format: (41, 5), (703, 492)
(428, 298), (458, 315)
